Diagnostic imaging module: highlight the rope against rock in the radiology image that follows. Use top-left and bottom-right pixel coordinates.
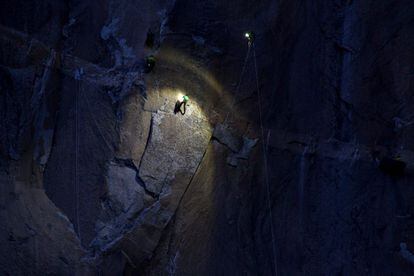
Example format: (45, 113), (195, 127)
(253, 43), (278, 276)
(75, 72), (81, 240)
(224, 42), (252, 124)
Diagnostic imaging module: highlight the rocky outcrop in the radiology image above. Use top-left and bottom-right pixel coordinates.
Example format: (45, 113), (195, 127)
(92, 163), (149, 249)
(1, 0), (414, 275)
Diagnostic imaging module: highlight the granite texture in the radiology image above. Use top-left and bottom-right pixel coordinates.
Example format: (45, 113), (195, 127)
(1, 0), (414, 275)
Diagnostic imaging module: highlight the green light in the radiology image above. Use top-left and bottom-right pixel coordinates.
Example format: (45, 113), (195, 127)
(245, 32), (254, 42)
(183, 95), (189, 102)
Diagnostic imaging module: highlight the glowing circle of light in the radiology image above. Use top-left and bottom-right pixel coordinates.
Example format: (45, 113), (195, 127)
(176, 91), (184, 101)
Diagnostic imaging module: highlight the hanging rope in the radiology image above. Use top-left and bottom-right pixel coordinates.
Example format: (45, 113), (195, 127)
(224, 42), (252, 124)
(75, 71), (81, 241)
(81, 84), (113, 151)
(253, 42), (278, 276)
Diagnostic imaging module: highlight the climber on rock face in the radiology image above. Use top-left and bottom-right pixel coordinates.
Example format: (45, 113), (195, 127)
(245, 31), (254, 45)
(144, 55), (156, 73)
(174, 95), (189, 115)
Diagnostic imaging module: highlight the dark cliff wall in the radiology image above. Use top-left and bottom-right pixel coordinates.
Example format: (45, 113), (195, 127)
(0, 0), (414, 275)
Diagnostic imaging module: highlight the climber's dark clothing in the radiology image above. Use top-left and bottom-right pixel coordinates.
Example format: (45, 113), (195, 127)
(174, 100), (186, 115)
(144, 55), (156, 73)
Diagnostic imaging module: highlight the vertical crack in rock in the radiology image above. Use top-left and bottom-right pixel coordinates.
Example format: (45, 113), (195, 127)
(139, 109), (212, 196)
(112, 157), (158, 199)
(138, 114), (154, 171)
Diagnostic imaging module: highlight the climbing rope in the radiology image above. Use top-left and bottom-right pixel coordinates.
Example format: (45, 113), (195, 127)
(81, 83), (113, 151)
(224, 42), (252, 124)
(253, 42), (278, 276)
(74, 70), (116, 241)
(223, 36), (278, 274)
(75, 71), (81, 240)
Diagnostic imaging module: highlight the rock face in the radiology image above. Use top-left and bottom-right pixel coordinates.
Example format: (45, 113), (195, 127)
(116, 97), (151, 168)
(1, 0), (414, 275)
(105, 164), (145, 214)
(139, 110), (212, 195)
